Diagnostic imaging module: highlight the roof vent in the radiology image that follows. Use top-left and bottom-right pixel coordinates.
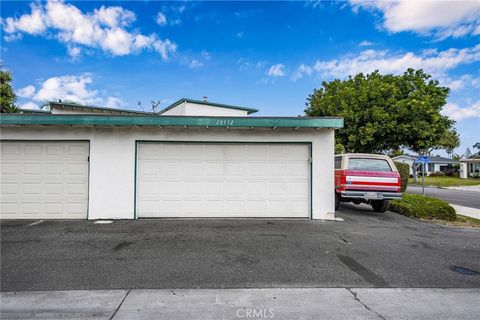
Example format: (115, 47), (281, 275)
(203, 96), (208, 102)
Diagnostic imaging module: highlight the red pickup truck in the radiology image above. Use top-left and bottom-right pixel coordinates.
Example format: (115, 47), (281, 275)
(335, 153), (402, 212)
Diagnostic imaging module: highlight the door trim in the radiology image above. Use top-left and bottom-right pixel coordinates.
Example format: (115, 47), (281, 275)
(134, 140), (313, 219)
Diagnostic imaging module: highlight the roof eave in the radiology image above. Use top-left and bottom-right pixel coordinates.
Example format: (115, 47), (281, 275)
(0, 114), (344, 129)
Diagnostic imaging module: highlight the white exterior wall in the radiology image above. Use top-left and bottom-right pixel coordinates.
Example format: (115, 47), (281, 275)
(162, 102), (248, 116)
(460, 163), (468, 179)
(392, 156), (414, 175)
(1, 126), (335, 220)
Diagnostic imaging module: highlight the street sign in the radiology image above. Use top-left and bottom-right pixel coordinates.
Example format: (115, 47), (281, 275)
(415, 156), (430, 163)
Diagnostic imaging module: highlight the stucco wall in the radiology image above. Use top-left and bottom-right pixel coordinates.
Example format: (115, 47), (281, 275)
(0, 126), (335, 220)
(162, 102), (248, 116)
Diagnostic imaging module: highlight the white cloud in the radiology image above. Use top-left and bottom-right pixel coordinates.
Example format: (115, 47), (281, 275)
(201, 50), (211, 60)
(350, 0), (480, 39)
(359, 40), (373, 47)
(2, 0), (176, 60)
(439, 74), (480, 92)
(67, 46), (81, 59)
(189, 59), (203, 69)
(267, 64), (286, 77)
(153, 38), (177, 60)
(18, 74), (125, 109)
(312, 45), (480, 79)
(156, 12), (167, 26)
(16, 85), (36, 98)
(105, 97), (126, 108)
(443, 101), (480, 121)
(3, 3), (46, 35)
(291, 64), (313, 81)
(20, 102), (40, 110)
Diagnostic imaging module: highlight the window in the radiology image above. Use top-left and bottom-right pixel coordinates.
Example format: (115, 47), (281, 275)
(334, 156), (342, 169)
(348, 158), (392, 172)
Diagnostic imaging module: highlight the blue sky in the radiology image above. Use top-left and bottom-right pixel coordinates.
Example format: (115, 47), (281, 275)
(1, 0), (479, 155)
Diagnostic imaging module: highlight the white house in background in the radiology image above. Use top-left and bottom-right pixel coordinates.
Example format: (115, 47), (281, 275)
(459, 157), (480, 178)
(391, 154), (459, 176)
(1, 99), (343, 221)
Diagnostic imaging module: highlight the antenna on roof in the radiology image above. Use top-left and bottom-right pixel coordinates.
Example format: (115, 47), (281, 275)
(203, 96), (208, 102)
(151, 100), (161, 114)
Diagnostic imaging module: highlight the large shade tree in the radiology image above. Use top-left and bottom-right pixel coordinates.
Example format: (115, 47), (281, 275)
(305, 69), (459, 155)
(0, 69), (20, 113)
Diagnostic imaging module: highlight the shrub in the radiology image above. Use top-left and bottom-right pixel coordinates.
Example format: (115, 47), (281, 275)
(393, 161), (409, 192)
(429, 171), (445, 177)
(444, 168), (458, 177)
(390, 194), (456, 221)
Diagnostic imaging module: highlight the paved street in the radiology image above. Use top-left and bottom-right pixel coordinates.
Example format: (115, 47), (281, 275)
(407, 185), (480, 208)
(1, 288), (479, 320)
(1, 204), (479, 292)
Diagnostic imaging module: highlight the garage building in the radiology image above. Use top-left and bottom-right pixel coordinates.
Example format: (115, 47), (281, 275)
(0, 99), (343, 220)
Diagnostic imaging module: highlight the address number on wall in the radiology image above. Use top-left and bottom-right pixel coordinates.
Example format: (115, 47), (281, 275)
(215, 119), (234, 126)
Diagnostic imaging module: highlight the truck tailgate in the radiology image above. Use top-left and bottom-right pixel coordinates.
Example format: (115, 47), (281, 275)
(341, 170), (400, 192)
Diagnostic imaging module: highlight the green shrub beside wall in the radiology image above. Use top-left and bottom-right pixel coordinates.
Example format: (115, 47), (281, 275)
(393, 161), (409, 192)
(390, 194), (456, 221)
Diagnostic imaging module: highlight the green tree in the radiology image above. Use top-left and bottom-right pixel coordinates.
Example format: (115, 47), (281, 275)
(305, 69), (459, 154)
(0, 69), (20, 113)
(473, 142), (480, 156)
(439, 129), (460, 158)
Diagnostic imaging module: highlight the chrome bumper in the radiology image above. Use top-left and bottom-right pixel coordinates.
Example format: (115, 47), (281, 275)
(341, 190), (402, 200)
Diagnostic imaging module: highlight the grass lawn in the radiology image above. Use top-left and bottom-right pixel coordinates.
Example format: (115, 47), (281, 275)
(408, 176), (480, 187)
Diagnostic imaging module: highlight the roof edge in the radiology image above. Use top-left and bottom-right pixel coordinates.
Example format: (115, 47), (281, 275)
(0, 114), (343, 129)
(158, 98), (259, 115)
(49, 101), (154, 115)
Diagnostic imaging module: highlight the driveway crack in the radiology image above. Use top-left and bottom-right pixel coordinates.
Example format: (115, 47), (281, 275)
(346, 288), (386, 320)
(110, 289), (131, 320)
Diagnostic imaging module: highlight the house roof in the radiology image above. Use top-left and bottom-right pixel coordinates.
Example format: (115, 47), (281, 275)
(0, 114), (343, 129)
(460, 156), (480, 163)
(48, 101), (155, 115)
(157, 98), (259, 115)
(392, 154), (458, 164)
(19, 108), (51, 114)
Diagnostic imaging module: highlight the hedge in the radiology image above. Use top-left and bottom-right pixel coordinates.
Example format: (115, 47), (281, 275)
(393, 161), (409, 192)
(390, 194), (456, 221)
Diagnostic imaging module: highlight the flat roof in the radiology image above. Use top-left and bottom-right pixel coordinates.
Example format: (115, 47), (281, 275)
(49, 101), (155, 115)
(0, 114), (343, 129)
(158, 98), (259, 115)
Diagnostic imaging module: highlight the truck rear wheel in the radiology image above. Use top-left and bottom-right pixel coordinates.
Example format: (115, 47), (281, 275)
(371, 200), (389, 213)
(335, 192), (340, 210)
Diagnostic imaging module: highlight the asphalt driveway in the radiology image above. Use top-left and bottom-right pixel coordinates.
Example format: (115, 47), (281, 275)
(1, 204), (480, 292)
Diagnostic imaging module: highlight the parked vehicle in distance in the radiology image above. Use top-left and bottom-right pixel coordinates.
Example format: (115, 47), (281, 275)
(335, 153), (402, 212)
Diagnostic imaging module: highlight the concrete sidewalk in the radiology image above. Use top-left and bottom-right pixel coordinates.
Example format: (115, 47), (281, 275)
(451, 204), (480, 220)
(1, 288), (479, 320)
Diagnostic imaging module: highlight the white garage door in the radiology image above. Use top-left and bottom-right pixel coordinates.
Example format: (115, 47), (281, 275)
(0, 141), (89, 219)
(137, 143), (310, 218)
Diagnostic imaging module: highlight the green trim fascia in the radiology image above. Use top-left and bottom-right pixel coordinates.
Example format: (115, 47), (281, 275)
(158, 98), (259, 115)
(0, 114), (343, 129)
(49, 101), (154, 115)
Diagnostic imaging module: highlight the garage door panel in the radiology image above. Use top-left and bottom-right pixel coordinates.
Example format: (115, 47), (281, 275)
(137, 143), (310, 218)
(0, 141), (89, 219)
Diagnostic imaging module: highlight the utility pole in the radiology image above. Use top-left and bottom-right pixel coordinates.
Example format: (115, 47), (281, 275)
(422, 161), (425, 196)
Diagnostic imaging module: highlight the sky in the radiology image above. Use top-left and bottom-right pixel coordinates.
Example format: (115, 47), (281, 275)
(1, 0), (479, 156)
